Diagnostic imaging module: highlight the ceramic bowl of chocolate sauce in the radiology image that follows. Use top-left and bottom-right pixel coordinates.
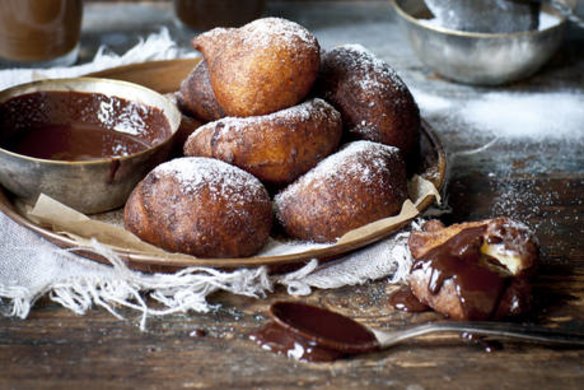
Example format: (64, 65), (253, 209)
(0, 78), (181, 214)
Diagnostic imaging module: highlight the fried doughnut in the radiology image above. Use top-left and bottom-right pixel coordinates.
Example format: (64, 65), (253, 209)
(192, 17), (320, 117)
(183, 99), (342, 186)
(407, 218), (538, 320)
(274, 141), (408, 243)
(317, 44), (420, 162)
(177, 60), (225, 122)
(124, 157), (272, 258)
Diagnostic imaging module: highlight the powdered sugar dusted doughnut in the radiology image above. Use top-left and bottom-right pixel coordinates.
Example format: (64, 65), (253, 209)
(124, 157), (272, 258)
(184, 98), (342, 186)
(192, 17), (320, 117)
(274, 141), (408, 243)
(317, 44), (420, 162)
(177, 60), (225, 122)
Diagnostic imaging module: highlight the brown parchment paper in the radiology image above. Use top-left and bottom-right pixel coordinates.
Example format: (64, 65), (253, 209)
(28, 195), (166, 254)
(26, 175), (440, 261)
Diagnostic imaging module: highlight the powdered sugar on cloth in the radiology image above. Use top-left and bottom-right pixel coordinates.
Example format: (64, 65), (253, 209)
(0, 30), (417, 330)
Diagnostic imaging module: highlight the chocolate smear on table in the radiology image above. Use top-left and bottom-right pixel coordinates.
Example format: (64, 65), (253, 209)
(389, 285), (431, 313)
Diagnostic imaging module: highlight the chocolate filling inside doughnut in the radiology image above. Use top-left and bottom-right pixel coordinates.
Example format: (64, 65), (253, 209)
(410, 224), (532, 320)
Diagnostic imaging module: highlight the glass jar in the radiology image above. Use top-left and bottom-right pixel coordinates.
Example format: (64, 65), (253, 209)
(174, 0), (265, 31)
(0, 0), (83, 68)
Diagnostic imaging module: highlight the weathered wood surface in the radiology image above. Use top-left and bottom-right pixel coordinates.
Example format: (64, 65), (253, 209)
(1, 1), (583, 389)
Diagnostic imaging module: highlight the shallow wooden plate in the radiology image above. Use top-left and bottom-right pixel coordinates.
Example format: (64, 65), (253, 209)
(0, 59), (446, 273)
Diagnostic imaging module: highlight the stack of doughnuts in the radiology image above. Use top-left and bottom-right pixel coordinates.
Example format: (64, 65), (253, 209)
(124, 17), (421, 258)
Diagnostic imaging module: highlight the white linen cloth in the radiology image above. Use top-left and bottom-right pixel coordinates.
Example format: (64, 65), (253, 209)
(0, 30), (416, 330)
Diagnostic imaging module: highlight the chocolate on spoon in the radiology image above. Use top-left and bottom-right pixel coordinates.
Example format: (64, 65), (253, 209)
(250, 301), (584, 362)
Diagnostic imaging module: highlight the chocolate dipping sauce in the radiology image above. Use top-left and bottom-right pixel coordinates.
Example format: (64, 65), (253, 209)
(0, 91), (171, 161)
(3, 124), (150, 161)
(0, 0), (82, 65)
(250, 301), (378, 362)
(410, 226), (529, 321)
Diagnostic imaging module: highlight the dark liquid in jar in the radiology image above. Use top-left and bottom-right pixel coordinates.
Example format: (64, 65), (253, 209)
(0, 0), (82, 63)
(174, 0), (265, 30)
(0, 91), (171, 161)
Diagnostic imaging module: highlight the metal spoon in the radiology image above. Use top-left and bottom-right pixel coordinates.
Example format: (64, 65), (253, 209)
(270, 301), (584, 355)
(370, 321), (584, 350)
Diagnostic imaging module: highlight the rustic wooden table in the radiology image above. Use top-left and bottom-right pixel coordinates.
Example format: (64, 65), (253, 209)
(1, 1), (583, 389)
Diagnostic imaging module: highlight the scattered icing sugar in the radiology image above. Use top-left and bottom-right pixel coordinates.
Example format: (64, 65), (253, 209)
(191, 98), (339, 136)
(153, 157), (267, 207)
(323, 44), (409, 103)
(489, 175), (559, 232)
(409, 88), (453, 113)
(275, 140), (401, 207)
(461, 91), (584, 141)
(411, 89), (584, 141)
(410, 88), (582, 237)
(240, 17), (317, 49)
(96, 95), (149, 136)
